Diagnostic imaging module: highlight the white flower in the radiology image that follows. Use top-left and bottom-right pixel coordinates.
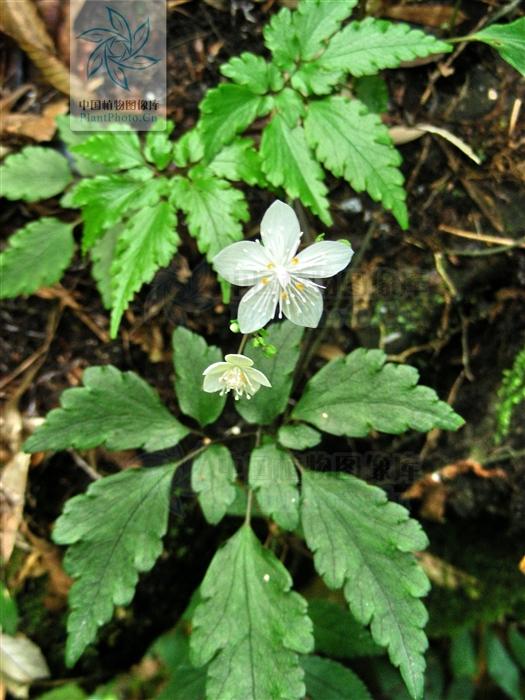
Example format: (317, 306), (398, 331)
(202, 354), (271, 400)
(213, 200), (354, 334)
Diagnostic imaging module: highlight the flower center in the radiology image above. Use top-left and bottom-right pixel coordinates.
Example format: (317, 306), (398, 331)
(274, 264), (291, 288)
(218, 367), (254, 399)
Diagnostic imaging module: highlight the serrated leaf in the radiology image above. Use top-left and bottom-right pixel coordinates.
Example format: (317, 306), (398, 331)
(0, 218), (74, 298)
(24, 365), (189, 453)
(308, 599), (382, 659)
(0, 147), (72, 201)
(302, 655), (372, 700)
(486, 630), (522, 700)
(144, 119), (175, 170)
(110, 201), (180, 337)
(471, 18), (525, 76)
(191, 445), (236, 525)
(301, 470), (430, 699)
(190, 524), (313, 700)
(56, 115), (109, 176)
(293, 348), (464, 436)
(236, 321), (303, 425)
(71, 170), (161, 251)
(305, 96), (408, 228)
(291, 61), (345, 96)
(273, 88), (306, 127)
(172, 327), (226, 426)
(278, 424), (321, 450)
(198, 83), (271, 159)
(172, 128), (204, 167)
(71, 130), (144, 169)
(53, 465), (175, 665)
(260, 115), (331, 225)
(293, 0), (358, 60)
(320, 18), (452, 77)
(249, 442), (299, 530)
(264, 7), (301, 70)
(90, 225), (122, 309)
(170, 173), (248, 261)
(220, 52), (284, 94)
(209, 137), (266, 187)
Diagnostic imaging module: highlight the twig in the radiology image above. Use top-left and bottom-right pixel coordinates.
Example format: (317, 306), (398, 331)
(438, 224), (525, 249)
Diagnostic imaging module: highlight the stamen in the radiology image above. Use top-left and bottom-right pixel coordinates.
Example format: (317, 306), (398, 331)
(266, 262), (275, 269)
(295, 282), (305, 291)
(291, 257), (299, 265)
(261, 276), (270, 285)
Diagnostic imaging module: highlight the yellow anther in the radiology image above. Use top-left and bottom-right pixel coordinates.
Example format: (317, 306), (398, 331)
(291, 257), (299, 265)
(280, 291), (288, 300)
(266, 262), (275, 269)
(261, 276), (270, 285)
(295, 282), (305, 291)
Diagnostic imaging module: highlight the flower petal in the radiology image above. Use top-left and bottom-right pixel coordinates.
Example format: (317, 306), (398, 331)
(246, 367), (272, 388)
(225, 354), (254, 367)
(203, 367), (226, 392)
(202, 361), (227, 376)
(282, 281), (323, 328)
(237, 278), (279, 334)
(293, 240), (353, 279)
(213, 241), (270, 286)
(260, 200), (301, 264)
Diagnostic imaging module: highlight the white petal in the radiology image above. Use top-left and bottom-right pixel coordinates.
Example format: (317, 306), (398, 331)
(202, 361), (228, 376)
(260, 200), (301, 264)
(237, 278), (279, 334)
(203, 368), (225, 392)
(293, 240), (353, 279)
(245, 367), (272, 387)
(225, 354), (254, 367)
(213, 241), (270, 286)
(282, 280), (323, 328)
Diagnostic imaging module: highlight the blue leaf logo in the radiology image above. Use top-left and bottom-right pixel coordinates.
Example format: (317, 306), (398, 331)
(77, 6), (160, 91)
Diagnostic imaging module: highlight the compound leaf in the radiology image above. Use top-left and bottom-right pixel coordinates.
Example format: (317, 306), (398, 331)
(220, 52), (284, 94)
(249, 442), (300, 530)
(293, 348), (464, 436)
(24, 365), (189, 453)
(293, 0), (358, 60)
(170, 173), (248, 261)
(302, 655), (372, 700)
(53, 465), (176, 665)
(263, 7), (301, 70)
(198, 83), (271, 159)
(0, 218), (74, 298)
(191, 445), (236, 525)
(71, 130), (144, 170)
(301, 469), (430, 699)
(236, 321), (303, 425)
(0, 147), (72, 201)
(277, 424), (321, 450)
(320, 18), (452, 77)
(471, 18), (525, 76)
(110, 200), (179, 337)
(210, 137), (266, 187)
(144, 119), (175, 170)
(305, 96), (408, 228)
(90, 225), (122, 309)
(190, 524), (313, 700)
(172, 327), (226, 426)
(308, 599), (382, 659)
(260, 115), (331, 225)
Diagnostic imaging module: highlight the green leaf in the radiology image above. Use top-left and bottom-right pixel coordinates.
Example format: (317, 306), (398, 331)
(198, 83), (271, 159)
(24, 365), (189, 453)
(71, 130), (144, 170)
(470, 18), (525, 76)
(172, 128), (204, 167)
(0, 218), (75, 298)
(264, 7), (301, 70)
(152, 628), (206, 700)
(260, 114), (331, 225)
(305, 96), (408, 228)
(90, 225), (122, 310)
(291, 62), (344, 96)
(321, 18), (452, 77)
(355, 75), (389, 113)
(293, 0), (358, 60)
(53, 465), (176, 665)
(0, 147), (72, 201)
(110, 201), (180, 338)
(236, 321), (303, 425)
(450, 628), (477, 679)
(56, 115), (109, 176)
(170, 173), (248, 261)
(0, 582), (18, 635)
(486, 630), (522, 700)
(446, 677), (476, 700)
(278, 424), (321, 450)
(172, 327), (226, 426)
(144, 119), (174, 170)
(293, 348), (464, 437)
(249, 442), (299, 530)
(509, 627), (525, 672)
(191, 445), (236, 525)
(36, 683), (87, 700)
(273, 88), (306, 127)
(70, 170), (161, 251)
(302, 655), (372, 700)
(495, 347), (525, 443)
(209, 137), (266, 187)
(220, 52), (284, 94)
(190, 524), (313, 700)
(308, 599), (382, 658)
(301, 470), (430, 699)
